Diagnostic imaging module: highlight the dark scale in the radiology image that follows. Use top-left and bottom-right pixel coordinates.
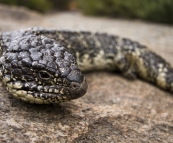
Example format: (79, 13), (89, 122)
(0, 27), (172, 104)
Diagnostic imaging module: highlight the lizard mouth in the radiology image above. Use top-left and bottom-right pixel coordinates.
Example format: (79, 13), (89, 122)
(6, 78), (88, 104)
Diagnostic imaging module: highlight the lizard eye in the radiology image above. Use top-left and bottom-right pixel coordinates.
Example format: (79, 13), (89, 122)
(39, 71), (51, 79)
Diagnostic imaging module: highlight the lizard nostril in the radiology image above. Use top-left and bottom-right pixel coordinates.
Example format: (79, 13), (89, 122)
(70, 82), (80, 89)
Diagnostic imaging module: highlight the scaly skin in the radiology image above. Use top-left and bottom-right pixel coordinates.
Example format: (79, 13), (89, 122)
(0, 28), (173, 104)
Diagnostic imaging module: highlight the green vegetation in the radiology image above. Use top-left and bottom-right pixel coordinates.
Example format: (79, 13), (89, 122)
(77, 0), (173, 24)
(0, 0), (71, 13)
(0, 0), (173, 24)
(51, 0), (71, 10)
(0, 0), (51, 13)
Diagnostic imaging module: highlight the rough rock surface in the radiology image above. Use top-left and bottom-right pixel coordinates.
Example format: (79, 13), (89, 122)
(0, 4), (173, 143)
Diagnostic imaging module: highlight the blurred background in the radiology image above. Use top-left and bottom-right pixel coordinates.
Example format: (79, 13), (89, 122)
(0, 0), (173, 24)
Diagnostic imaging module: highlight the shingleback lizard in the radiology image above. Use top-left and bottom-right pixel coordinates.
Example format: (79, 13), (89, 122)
(0, 28), (172, 104)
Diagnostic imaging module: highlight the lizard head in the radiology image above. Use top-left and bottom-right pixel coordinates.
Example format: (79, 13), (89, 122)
(0, 30), (87, 104)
